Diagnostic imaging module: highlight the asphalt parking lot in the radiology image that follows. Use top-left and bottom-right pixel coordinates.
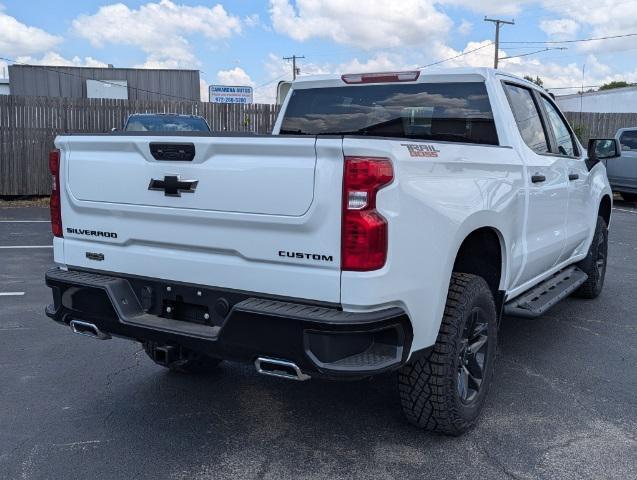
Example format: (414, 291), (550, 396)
(1, 205), (636, 480)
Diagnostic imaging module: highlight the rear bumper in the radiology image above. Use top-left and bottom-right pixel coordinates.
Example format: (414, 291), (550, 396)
(45, 268), (412, 379)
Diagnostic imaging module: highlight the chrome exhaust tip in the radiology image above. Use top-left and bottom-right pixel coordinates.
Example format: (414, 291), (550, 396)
(69, 319), (111, 340)
(255, 357), (310, 381)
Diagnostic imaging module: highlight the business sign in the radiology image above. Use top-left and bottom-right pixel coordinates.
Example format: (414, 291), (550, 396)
(209, 85), (253, 104)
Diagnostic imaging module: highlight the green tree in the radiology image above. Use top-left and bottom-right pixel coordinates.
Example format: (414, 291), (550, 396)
(599, 81), (630, 91)
(524, 75), (544, 87)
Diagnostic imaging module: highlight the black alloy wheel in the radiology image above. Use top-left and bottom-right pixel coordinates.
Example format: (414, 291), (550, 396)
(457, 307), (489, 404)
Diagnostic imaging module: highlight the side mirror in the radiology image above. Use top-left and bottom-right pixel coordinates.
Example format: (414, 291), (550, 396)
(588, 138), (620, 161)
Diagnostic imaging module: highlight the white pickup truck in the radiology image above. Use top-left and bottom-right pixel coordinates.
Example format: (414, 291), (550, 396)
(45, 68), (620, 435)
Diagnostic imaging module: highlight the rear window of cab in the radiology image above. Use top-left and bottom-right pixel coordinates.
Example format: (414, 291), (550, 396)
(280, 82), (499, 146)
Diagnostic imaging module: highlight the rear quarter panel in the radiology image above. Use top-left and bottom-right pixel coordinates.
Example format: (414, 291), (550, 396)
(341, 137), (526, 352)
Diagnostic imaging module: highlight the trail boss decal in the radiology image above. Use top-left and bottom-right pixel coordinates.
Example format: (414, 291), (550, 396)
(401, 143), (440, 158)
(278, 251), (334, 262)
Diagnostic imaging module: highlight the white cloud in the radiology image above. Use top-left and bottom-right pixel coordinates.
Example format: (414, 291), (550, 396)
(0, 6), (61, 56)
(427, 39), (635, 92)
(214, 66), (278, 103)
(15, 52), (108, 68)
(338, 53), (415, 73)
(458, 20), (473, 36)
(199, 78), (208, 102)
(244, 13), (261, 28)
(541, 0), (637, 53)
(439, 0), (531, 15)
(72, 0), (242, 68)
(269, 0), (452, 49)
(216, 66), (253, 86)
(539, 18), (579, 39)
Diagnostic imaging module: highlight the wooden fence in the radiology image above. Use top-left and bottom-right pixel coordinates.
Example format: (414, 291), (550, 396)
(564, 111), (637, 143)
(2, 95), (637, 196)
(0, 95), (281, 195)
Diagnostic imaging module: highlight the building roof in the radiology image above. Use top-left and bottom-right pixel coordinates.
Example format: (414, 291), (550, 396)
(8, 64), (198, 73)
(556, 85), (637, 100)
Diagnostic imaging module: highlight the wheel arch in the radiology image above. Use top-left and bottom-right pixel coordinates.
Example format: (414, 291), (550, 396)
(599, 194), (612, 227)
(452, 226), (506, 298)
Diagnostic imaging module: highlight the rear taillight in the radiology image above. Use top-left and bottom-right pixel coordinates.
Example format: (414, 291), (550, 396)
(341, 157), (393, 271)
(49, 149), (63, 237)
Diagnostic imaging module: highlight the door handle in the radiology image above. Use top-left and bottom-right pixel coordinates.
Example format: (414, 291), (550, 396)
(568, 173), (579, 181)
(531, 174), (546, 184)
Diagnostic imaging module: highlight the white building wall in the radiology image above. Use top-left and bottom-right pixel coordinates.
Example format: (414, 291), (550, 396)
(556, 87), (637, 113)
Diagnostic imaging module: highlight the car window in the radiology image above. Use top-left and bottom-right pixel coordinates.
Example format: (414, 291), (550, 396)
(125, 115), (210, 132)
(620, 130), (637, 151)
(504, 84), (550, 154)
(540, 96), (577, 156)
(280, 82), (499, 145)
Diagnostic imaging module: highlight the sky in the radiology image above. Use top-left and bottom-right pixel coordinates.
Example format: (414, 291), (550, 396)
(1, 0), (636, 102)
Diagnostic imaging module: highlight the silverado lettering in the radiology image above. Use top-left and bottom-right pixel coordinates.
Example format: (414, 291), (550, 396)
(66, 228), (118, 239)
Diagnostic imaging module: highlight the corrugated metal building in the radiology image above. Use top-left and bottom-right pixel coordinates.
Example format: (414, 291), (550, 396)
(8, 65), (200, 101)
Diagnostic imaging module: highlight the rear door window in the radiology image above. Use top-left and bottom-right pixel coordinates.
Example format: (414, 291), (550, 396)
(504, 84), (550, 154)
(540, 96), (578, 157)
(280, 82), (499, 145)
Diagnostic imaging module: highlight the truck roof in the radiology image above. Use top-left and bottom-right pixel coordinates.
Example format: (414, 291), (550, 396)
(291, 67), (540, 91)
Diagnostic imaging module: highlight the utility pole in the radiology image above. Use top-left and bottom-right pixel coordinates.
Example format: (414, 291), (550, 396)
(283, 55), (305, 80)
(484, 17), (514, 69)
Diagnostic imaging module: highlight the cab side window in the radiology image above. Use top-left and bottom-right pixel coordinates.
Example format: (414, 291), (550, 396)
(540, 96), (577, 157)
(505, 84), (550, 154)
(620, 130), (637, 151)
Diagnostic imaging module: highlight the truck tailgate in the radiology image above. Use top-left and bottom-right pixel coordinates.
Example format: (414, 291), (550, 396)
(55, 135), (344, 303)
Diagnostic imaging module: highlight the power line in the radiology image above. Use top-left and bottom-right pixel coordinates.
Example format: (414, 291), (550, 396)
(253, 73), (288, 90)
(0, 56), (198, 102)
(501, 32), (637, 45)
(417, 42), (494, 69)
(484, 17), (515, 69)
(499, 47), (567, 61)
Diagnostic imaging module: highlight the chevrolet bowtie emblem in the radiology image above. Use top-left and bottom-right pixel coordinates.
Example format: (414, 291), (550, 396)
(148, 175), (198, 197)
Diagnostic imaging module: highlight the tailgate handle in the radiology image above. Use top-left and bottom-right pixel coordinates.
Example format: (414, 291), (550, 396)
(149, 143), (195, 161)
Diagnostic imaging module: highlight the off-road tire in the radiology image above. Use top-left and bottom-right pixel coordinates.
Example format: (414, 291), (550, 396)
(398, 273), (498, 435)
(574, 216), (608, 299)
(621, 192), (637, 203)
(143, 342), (222, 373)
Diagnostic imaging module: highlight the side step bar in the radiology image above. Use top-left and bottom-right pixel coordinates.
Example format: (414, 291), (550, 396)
(504, 266), (588, 318)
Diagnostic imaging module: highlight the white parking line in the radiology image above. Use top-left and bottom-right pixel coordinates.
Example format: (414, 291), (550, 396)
(0, 292), (25, 296)
(0, 220), (50, 223)
(0, 245), (53, 249)
(613, 208), (637, 214)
